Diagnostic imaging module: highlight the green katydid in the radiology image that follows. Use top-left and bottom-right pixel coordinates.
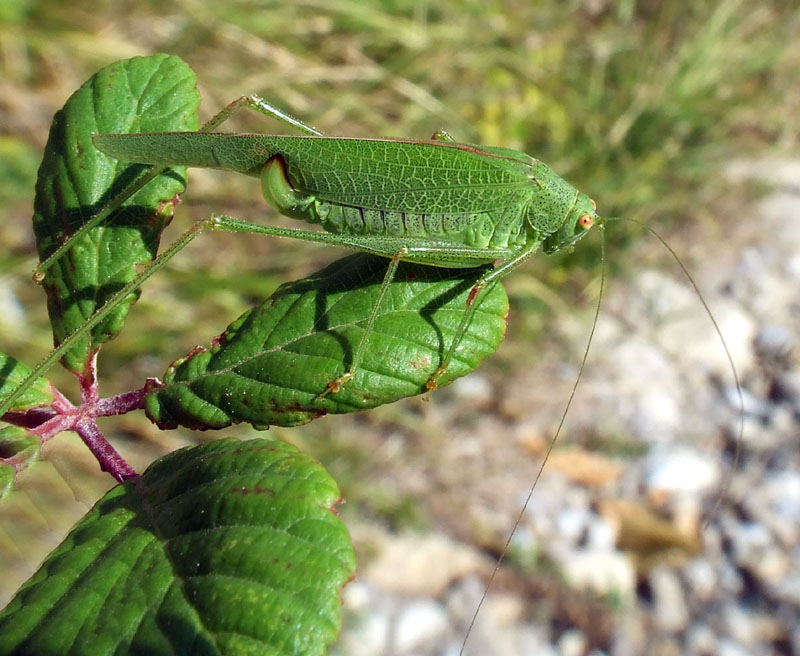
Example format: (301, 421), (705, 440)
(81, 95), (600, 397)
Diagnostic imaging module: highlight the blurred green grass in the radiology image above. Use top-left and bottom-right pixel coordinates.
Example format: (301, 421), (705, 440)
(1, 0), (799, 609)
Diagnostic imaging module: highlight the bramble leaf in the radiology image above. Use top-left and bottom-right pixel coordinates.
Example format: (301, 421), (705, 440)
(0, 426), (41, 501)
(0, 465), (12, 502)
(0, 438), (355, 655)
(32, 54), (200, 373)
(146, 253), (508, 429)
(0, 352), (54, 412)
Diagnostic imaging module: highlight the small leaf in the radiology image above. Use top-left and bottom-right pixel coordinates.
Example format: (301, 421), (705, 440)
(0, 426), (41, 500)
(0, 352), (54, 412)
(0, 426), (41, 467)
(146, 253), (509, 430)
(0, 464), (13, 501)
(32, 54), (200, 373)
(0, 438), (355, 655)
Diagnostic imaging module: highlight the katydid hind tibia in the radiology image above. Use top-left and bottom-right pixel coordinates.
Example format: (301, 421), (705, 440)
(91, 96), (600, 397)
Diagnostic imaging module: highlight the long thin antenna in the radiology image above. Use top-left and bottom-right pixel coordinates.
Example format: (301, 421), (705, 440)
(622, 218), (744, 524)
(459, 227), (607, 655)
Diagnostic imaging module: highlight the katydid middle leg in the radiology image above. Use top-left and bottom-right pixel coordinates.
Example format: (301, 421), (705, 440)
(205, 95), (323, 135)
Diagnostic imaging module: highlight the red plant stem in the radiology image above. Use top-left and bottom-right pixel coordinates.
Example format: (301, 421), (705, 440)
(94, 387), (148, 417)
(74, 418), (138, 482)
(3, 350), (148, 481)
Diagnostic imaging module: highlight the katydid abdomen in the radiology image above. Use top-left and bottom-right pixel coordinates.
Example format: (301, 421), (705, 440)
(308, 203), (528, 258)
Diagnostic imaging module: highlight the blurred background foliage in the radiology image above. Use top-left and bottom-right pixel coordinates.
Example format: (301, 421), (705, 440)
(1, 0), (799, 618)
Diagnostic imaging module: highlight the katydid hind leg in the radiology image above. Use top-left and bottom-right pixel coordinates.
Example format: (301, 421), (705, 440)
(206, 95), (324, 136)
(212, 216), (510, 261)
(211, 214), (519, 395)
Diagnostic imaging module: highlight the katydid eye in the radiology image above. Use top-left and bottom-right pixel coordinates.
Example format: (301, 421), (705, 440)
(578, 214), (594, 229)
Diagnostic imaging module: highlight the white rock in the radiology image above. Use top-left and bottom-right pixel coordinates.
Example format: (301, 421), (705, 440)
(650, 566), (689, 632)
(393, 599), (449, 653)
(772, 575), (800, 605)
(755, 323), (794, 358)
(362, 531), (485, 597)
(792, 623), (800, 656)
(723, 604), (758, 650)
(684, 558), (718, 601)
(646, 445), (721, 496)
(740, 492), (798, 557)
(687, 623), (718, 654)
(731, 521), (772, 565)
(557, 629), (587, 656)
(556, 548), (636, 604)
(586, 515), (617, 551)
(718, 637), (754, 656)
(342, 580), (371, 610)
(778, 370), (800, 407)
(337, 597), (391, 656)
(448, 373), (493, 403)
(763, 470), (800, 521)
(556, 506), (591, 544)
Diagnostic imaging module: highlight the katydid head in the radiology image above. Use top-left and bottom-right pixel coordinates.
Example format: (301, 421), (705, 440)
(542, 192), (599, 254)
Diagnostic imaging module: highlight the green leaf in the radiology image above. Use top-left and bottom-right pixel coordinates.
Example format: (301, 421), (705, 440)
(0, 438), (355, 656)
(32, 54), (200, 373)
(0, 426), (41, 467)
(0, 426), (41, 500)
(146, 253), (508, 430)
(0, 464), (13, 501)
(0, 352), (54, 412)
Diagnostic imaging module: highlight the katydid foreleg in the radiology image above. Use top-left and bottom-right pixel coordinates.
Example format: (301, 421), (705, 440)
(425, 237), (544, 390)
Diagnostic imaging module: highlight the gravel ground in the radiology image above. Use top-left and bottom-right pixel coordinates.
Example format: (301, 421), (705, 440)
(332, 157), (800, 656)
(1, 157), (796, 655)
